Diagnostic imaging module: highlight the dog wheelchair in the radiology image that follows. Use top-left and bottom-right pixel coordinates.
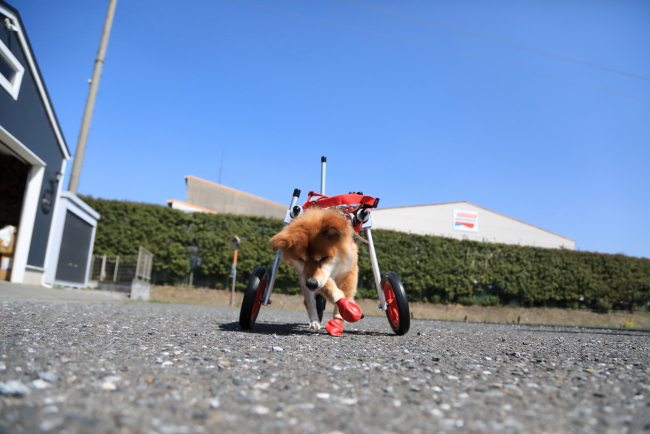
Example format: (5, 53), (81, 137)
(238, 188), (411, 336)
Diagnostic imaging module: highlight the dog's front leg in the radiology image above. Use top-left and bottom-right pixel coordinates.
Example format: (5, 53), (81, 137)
(302, 286), (321, 330)
(318, 278), (346, 304)
(319, 279), (362, 324)
(318, 279), (362, 336)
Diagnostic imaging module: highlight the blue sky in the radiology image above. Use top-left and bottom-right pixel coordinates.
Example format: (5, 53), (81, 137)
(11, 0), (650, 258)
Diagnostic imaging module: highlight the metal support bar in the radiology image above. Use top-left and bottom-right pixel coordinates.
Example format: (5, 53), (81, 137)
(135, 246), (142, 280)
(262, 251), (281, 306)
(365, 227), (387, 310)
(100, 254), (106, 282)
(113, 255), (119, 282)
(262, 188), (301, 306)
(144, 253), (150, 281)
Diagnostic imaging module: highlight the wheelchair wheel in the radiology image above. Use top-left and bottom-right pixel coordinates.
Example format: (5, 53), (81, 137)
(239, 267), (267, 330)
(315, 294), (326, 323)
(381, 272), (410, 335)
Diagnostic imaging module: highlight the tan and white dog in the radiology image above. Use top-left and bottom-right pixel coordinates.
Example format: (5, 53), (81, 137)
(270, 207), (362, 335)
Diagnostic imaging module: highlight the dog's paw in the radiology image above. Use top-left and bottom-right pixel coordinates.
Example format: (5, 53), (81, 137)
(309, 321), (321, 330)
(336, 299), (363, 323)
(326, 318), (343, 336)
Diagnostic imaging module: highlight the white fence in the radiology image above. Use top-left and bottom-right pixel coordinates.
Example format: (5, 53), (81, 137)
(91, 246), (153, 283)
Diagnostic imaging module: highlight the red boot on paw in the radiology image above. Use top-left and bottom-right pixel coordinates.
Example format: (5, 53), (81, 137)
(336, 299), (363, 323)
(326, 318), (343, 336)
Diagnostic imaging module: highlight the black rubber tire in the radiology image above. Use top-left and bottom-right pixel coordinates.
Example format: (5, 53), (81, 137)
(239, 267), (267, 330)
(315, 294), (326, 323)
(380, 272), (410, 335)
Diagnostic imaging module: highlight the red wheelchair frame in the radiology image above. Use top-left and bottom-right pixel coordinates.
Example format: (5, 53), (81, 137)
(239, 188), (410, 335)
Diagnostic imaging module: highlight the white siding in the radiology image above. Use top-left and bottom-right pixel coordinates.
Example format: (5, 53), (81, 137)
(166, 200), (215, 214)
(371, 202), (574, 250)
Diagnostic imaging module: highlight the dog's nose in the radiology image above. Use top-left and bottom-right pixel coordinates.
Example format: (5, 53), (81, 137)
(305, 279), (319, 290)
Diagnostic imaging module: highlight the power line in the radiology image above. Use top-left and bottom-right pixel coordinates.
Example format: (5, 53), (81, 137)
(327, 0), (650, 82)
(225, 0), (650, 103)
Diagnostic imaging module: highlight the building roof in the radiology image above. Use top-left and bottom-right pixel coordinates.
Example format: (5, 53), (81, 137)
(374, 201), (574, 243)
(184, 176), (286, 208)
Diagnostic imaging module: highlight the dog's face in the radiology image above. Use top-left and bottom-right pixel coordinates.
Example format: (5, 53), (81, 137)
(270, 208), (355, 291)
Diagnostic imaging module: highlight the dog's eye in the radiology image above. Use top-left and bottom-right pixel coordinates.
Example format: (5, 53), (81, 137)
(298, 258), (306, 262)
(319, 257), (329, 262)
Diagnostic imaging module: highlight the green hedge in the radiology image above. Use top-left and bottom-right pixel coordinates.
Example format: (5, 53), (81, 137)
(83, 197), (650, 310)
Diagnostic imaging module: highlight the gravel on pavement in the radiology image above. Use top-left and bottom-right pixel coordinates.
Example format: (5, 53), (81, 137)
(1, 299), (649, 434)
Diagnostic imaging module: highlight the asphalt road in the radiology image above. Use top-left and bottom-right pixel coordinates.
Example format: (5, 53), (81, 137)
(0, 296), (649, 434)
(0, 281), (126, 303)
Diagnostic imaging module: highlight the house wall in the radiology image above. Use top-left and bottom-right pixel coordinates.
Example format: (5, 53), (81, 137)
(0, 6), (67, 268)
(371, 202), (575, 250)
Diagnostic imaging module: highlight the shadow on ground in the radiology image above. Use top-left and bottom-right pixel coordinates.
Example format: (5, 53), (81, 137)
(217, 321), (390, 337)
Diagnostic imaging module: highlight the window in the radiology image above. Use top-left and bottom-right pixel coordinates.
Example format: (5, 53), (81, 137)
(0, 52), (15, 82)
(0, 37), (24, 100)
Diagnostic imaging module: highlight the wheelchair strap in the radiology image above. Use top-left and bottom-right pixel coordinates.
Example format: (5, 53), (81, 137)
(302, 191), (379, 209)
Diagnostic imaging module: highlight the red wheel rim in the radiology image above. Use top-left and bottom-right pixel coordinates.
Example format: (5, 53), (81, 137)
(383, 281), (399, 327)
(251, 276), (266, 323)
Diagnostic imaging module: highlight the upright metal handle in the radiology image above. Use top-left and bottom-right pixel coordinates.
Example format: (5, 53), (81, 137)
(289, 189), (301, 210)
(320, 156), (326, 195)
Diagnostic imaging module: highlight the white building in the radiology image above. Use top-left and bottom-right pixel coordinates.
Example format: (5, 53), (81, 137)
(371, 201), (574, 250)
(166, 199), (216, 214)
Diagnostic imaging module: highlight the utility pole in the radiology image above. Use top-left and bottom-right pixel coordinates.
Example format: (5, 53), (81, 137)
(68, 0), (118, 194)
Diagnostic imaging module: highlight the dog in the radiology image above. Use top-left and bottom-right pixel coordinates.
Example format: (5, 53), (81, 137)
(269, 207), (363, 336)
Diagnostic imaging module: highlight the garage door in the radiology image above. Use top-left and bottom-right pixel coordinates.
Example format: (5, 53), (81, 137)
(55, 211), (93, 284)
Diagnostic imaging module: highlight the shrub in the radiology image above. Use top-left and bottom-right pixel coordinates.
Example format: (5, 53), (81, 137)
(457, 296), (475, 306)
(477, 296), (499, 306)
(83, 196), (650, 308)
(356, 287), (378, 299)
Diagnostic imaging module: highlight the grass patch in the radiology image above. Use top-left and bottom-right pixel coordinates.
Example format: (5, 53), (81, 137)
(149, 285), (650, 328)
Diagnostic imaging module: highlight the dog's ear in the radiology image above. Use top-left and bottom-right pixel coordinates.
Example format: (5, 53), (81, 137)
(321, 210), (350, 240)
(322, 227), (343, 241)
(270, 233), (292, 251)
